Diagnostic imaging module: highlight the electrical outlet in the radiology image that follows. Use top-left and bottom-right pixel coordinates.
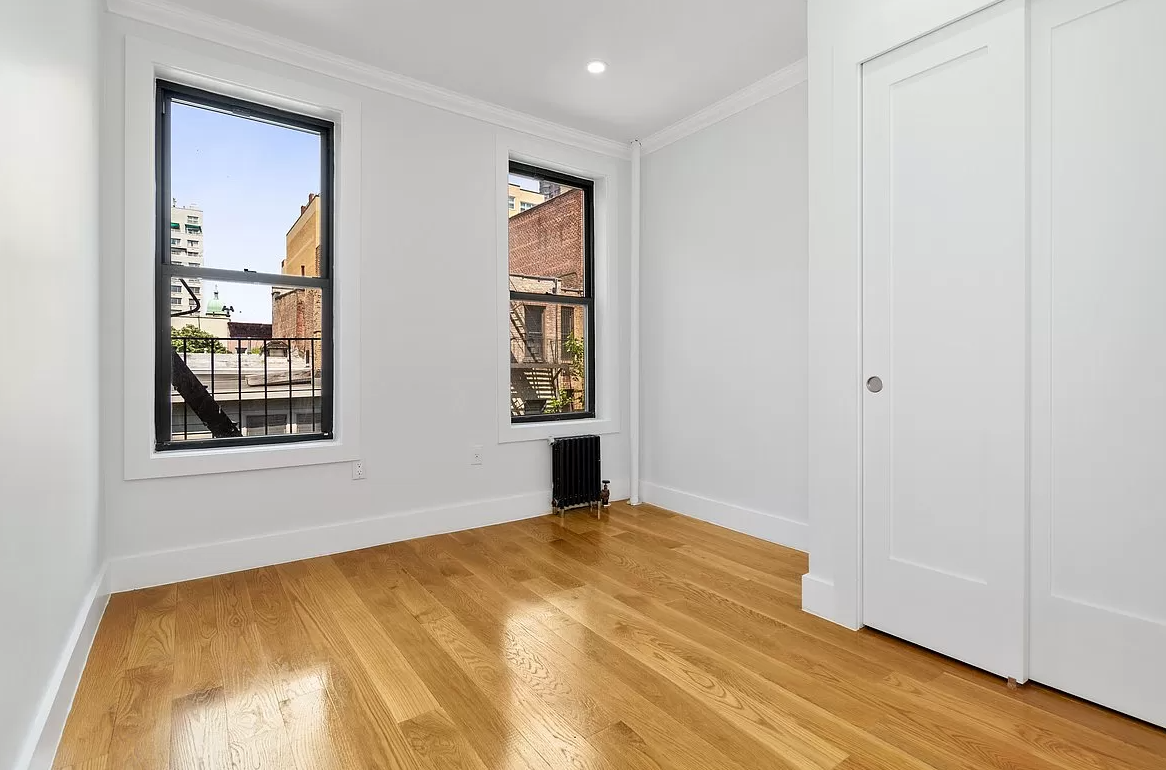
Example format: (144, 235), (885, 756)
(470, 445), (483, 466)
(351, 459), (366, 480)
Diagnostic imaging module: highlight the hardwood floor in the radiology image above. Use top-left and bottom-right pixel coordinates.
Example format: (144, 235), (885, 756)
(54, 502), (1165, 769)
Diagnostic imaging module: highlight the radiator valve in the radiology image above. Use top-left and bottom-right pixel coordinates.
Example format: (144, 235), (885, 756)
(600, 480), (611, 508)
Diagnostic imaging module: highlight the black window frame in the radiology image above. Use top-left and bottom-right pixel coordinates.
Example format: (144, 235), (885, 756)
(508, 161), (596, 423)
(154, 80), (335, 451)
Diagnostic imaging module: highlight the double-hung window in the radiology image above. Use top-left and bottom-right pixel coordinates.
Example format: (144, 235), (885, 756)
(155, 81), (334, 450)
(507, 162), (594, 422)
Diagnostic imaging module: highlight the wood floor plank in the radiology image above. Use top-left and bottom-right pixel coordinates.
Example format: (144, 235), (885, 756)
(169, 686), (229, 770)
(277, 560), (427, 770)
(541, 585), (848, 770)
(172, 577), (223, 697)
(932, 672), (1166, 760)
(589, 721), (686, 770)
(53, 593), (136, 768)
(214, 572), (285, 751)
(611, 505), (808, 575)
(420, 613), (618, 770)
(57, 757), (109, 770)
(279, 688), (362, 770)
(671, 542), (803, 592)
(463, 526), (585, 589)
(336, 555), (556, 770)
(447, 575), (622, 737)
(242, 566), (330, 702)
(311, 555), (441, 721)
(908, 673), (1165, 770)
(376, 538), (622, 755)
(124, 584), (177, 671)
(398, 709), (490, 770)
(464, 572), (763, 770)
(107, 664), (174, 770)
(56, 501), (1166, 770)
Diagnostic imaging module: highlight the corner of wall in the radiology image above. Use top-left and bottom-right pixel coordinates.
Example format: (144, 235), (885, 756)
(800, 573), (856, 629)
(17, 566), (109, 770)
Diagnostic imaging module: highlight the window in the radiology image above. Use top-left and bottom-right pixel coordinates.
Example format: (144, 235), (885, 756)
(508, 162), (594, 421)
(560, 305), (575, 357)
(244, 413), (288, 436)
(523, 305), (545, 362)
(156, 80), (334, 451)
(508, 196), (516, 210)
(170, 238), (180, 246)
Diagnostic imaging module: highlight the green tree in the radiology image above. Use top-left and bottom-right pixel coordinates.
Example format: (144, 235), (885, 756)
(171, 324), (227, 354)
(546, 334), (586, 413)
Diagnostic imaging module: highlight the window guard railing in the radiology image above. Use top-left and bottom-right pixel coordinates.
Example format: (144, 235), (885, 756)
(170, 335), (323, 442)
(509, 335), (583, 366)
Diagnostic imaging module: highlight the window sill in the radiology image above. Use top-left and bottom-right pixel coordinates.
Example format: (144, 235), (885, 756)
(125, 437), (358, 480)
(498, 416), (618, 445)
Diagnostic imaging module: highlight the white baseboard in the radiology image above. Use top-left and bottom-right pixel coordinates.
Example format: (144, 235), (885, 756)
(801, 572), (835, 621)
(18, 566), (110, 770)
(640, 481), (809, 551)
(801, 573), (862, 631)
(107, 490), (565, 592)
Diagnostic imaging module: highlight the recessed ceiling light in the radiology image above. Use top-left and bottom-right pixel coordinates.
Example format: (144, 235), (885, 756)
(587, 61), (607, 75)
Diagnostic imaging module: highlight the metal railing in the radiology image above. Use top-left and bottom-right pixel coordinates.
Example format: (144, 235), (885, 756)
(171, 335), (322, 441)
(510, 335), (580, 365)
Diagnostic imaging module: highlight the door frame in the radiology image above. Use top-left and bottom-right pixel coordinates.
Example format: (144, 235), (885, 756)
(805, 0), (1029, 681)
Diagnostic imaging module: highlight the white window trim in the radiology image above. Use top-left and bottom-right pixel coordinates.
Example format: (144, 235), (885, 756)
(123, 36), (362, 479)
(496, 133), (621, 444)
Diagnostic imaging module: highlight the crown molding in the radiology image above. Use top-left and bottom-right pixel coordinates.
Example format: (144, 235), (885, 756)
(639, 57), (807, 155)
(106, 0), (632, 159)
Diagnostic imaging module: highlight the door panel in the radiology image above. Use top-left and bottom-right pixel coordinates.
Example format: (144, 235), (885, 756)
(862, 0), (1027, 679)
(1030, 0), (1166, 727)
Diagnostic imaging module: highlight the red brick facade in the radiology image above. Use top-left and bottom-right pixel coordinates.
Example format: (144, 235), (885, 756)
(272, 287), (322, 369)
(508, 188), (584, 293)
(274, 194), (324, 369)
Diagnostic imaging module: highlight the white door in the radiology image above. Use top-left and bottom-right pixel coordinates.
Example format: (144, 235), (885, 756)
(861, 0), (1027, 679)
(1030, 0), (1166, 728)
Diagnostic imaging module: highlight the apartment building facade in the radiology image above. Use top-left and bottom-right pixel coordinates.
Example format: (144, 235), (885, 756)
(168, 201), (205, 321)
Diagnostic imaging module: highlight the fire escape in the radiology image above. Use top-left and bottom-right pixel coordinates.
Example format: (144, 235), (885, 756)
(509, 297), (562, 416)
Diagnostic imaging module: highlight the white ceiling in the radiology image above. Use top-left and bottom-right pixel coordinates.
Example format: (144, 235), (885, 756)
(163, 0), (807, 142)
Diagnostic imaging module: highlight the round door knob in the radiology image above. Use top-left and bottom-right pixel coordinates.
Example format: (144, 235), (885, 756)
(866, 376), (883, 393)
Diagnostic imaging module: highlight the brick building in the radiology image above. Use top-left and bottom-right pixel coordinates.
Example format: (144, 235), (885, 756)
(508, 188), (587, 415)
(508, 188), (584, 293)
(283, 193), (321, 277)
(273, 193), (324, 369)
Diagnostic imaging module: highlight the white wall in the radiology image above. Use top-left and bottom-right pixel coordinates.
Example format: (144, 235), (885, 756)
(100, 15), (631, 587)
(641, 83), (809, 549)
(0, 0), (104, 767)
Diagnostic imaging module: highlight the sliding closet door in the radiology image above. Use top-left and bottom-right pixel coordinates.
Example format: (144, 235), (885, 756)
(1030, 0), (1166, 728)
(861, 0), (1027, 679)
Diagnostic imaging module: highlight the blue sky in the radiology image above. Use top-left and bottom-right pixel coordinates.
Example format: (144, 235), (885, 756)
(510, 173), (539, 191)
(171, 102), (320, 322)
